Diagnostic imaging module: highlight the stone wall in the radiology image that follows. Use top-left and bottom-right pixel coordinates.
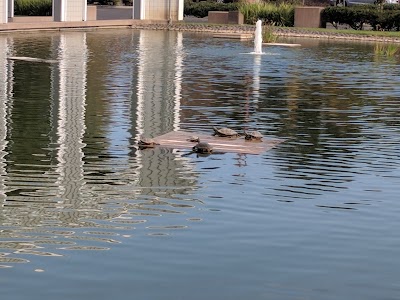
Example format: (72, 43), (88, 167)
(294, 7), (326, 28)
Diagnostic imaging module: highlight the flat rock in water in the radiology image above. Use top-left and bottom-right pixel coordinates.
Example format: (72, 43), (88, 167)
(7, 56), (58, 64)
(152, 130), (284, 155)
(213, 33), (253, 40)
(263, 43), (301, 47)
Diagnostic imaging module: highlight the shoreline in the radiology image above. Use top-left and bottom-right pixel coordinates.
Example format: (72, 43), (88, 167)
(145, 22), (400, 43)
(1, 18), (400, 43)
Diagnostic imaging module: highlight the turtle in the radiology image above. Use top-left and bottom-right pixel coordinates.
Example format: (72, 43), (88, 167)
(192, 141), (213, 154)
(138, 136), (159, 148)
(212, 126), (240, 138)
(244, 130), (263, 141)
(187, 135), (200, 143)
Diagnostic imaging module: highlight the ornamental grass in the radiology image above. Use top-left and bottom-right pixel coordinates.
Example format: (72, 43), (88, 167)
(15, 0), (52, 16)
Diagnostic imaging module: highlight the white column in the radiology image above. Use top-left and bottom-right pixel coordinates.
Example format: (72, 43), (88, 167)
(0, 0), (8, 23)
(53, 0), (65, 21)
(178, 0), (183, 21)
(8, 0), (13, 18)
(53, 0), (87, 22)
(133, 0), (145, 20)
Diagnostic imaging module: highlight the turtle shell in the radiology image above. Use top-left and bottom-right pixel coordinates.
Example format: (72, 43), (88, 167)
(193, 142), (213, 154)
(187, 136), (200, 143)
(213, 126), (239, 137)
(138, 136), (159, 147)
(244, 130), (263, 140)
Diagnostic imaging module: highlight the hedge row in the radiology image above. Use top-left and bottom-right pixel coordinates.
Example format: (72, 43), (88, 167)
(185, 1), (400, 31)
(183, 0), (239, 18)
(322, 5), (400, 30)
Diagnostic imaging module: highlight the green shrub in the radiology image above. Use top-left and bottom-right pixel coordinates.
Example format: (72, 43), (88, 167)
(183, 0), (294, 26)
(184, 0), (238, 18)
(15, 0), (52, 16)
(322, 5), (400, 31)
(374, 43), (400, 56)
(262, 25), (278, 42)
(322, 6), (370, 30)
(238, 2), (295, 26)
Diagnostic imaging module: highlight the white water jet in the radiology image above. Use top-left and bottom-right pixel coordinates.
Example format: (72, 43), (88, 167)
(253, 19), (263, 54)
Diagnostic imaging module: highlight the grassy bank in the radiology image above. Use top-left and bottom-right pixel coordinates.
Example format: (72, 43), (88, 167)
(284, 26), (400, 39)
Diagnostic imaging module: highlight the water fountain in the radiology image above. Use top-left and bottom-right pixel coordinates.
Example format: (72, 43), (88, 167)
(253, 19), (263, 54)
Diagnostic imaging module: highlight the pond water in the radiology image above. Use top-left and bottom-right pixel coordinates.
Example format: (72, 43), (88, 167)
(1, 29), (399, 300)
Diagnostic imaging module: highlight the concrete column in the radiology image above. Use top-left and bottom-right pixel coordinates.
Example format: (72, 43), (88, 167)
(169, 0), (184, 21)
(133, 0), (145, 20)
(133, 0), (183, 21)
(178, 0), (183, 21)
(0, 0), (7, 23)
(8, 0), (13, 18)
(53, 0), (87, 22)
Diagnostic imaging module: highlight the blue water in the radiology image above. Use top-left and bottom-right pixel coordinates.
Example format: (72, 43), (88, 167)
(0, 29), (399, 300)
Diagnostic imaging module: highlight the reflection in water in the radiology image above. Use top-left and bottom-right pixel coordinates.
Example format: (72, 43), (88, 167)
(134, 30), (196, 197)
(0, 30), (400, 300)
(55, 32), (87, 206)
(135, 30), (183, 139)
(0, 36), (11, 204)
(0, 31), (201, 267)
(252, 54), (261, 102)
(173, 31), (184, 132)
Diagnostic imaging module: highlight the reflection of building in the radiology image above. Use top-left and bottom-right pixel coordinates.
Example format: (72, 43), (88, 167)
(135, 30), (183, 138)
(53, 32), (88, 205)
(1, 30), (197, 223)
(0, 35), (12, 203)
(134, 30), (196, 193)
(0, 30), (201, 259)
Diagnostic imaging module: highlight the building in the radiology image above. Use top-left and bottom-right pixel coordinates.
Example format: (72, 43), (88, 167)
(0, 0), (184, 24)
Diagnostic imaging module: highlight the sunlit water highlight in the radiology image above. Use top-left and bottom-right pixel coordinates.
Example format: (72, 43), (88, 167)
(0, 29), (400, 300)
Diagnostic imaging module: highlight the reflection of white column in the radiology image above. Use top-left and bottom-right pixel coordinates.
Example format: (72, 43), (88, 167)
(136, 32), (145, 140)
(135, 30), (183, 142)
(55, 32), (87, 203)
(173, 31), (183, 132)
(135, 30), (196, 190)
(253, 54), (261, 103)
(0, 35), (12, 202)
(135, 30), (182, 140)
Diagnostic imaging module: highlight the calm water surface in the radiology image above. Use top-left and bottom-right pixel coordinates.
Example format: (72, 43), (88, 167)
(0, 29), (399, 300)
